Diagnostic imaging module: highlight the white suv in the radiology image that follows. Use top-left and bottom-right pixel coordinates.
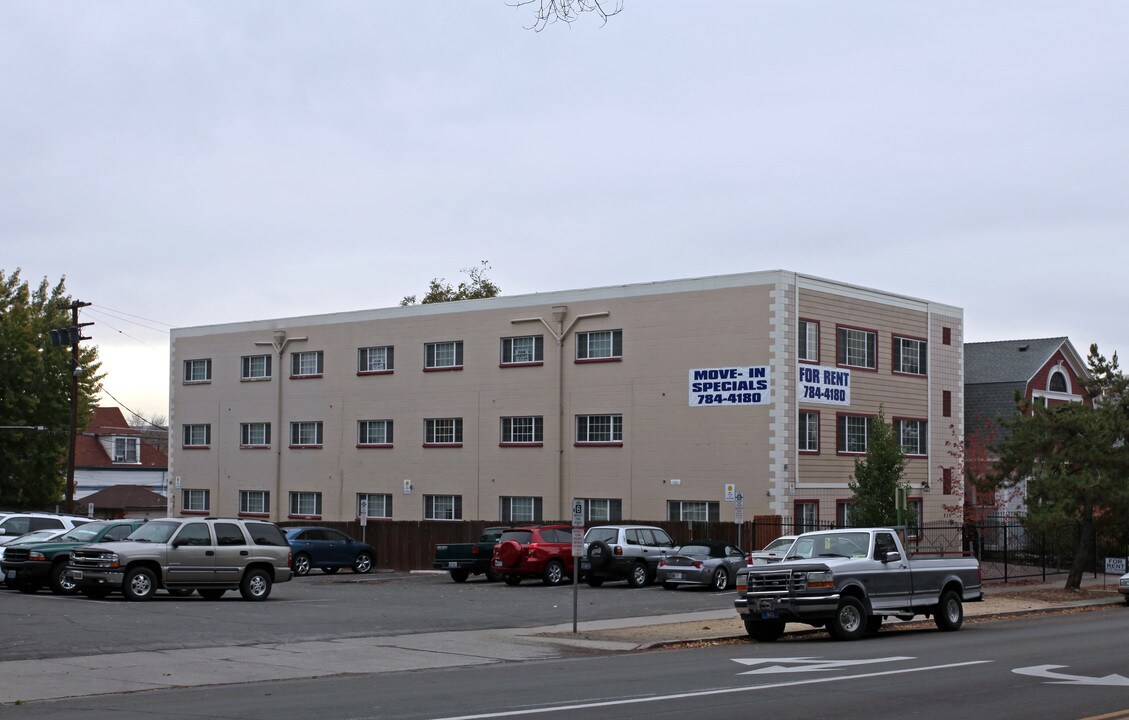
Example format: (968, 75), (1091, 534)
(0, 513), (90, 545)
(580, 525), (678, 587)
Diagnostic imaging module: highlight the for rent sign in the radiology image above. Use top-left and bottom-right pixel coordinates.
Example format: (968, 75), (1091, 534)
(797, 364), (851, 406)
(689, 366), (771, 406)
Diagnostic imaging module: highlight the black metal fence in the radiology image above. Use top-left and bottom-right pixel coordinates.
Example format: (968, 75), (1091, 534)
(297, 514), (1129, 583)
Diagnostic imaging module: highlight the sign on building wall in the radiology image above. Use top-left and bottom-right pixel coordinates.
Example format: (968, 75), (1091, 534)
(797, 364), (851, 405)
(689, 366), (771, 406)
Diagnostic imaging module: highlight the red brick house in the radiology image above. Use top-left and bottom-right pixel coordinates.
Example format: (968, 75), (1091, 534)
(963, 337), (1091, 516)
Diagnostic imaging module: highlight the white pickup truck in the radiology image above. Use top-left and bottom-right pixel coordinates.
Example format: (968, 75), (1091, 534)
(734, 527), (982, 641)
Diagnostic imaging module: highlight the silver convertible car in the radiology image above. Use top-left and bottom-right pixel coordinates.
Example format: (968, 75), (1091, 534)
(656, 539), (746, 591)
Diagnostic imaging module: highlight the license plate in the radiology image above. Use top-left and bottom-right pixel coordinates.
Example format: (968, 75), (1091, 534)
(580, 560), (591, 570)
(493, 559), (502, 567)
(758, 598), (778, 619)
(447, 562), (458, 569)
(5, 570), (14, 580)
(71, 570), (83, 580)
(669, 572), (683, 580)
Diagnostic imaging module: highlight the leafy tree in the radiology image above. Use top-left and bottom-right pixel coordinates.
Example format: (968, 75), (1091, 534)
(400, 261), (501, 306)
(848, 406), (909, 527)
(992, 344), (1129, 590)
(0, 269), (103, 509)
(510, 0), (623, 31)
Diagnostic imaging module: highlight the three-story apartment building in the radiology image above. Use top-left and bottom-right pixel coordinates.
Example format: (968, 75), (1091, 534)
(169, 270), (963, 527)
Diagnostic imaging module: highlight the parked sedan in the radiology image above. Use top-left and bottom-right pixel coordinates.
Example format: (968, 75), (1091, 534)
(1120, 572), (1129, 604)
(747, 535), (798, 565)
(657, 539), (746, 591)
(284, 527), (375, 576)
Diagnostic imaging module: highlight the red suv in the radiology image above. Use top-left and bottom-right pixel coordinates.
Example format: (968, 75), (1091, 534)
(492, 525), (576, 586)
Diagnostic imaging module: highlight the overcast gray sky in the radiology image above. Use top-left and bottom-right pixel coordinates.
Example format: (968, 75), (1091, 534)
(4, 1), (1127, 422)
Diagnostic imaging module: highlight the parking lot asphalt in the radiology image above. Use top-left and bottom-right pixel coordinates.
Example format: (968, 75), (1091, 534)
(0, 573), (1123, 706)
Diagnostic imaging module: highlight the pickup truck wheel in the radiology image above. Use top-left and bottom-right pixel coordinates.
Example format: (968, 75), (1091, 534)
(744, 619), (785, 642)
(934, 590), (964, 631)
(240, 568), (272, 601)
(627, 562), (649, 588)
(50, 561), (78, 595)
(543, 559), (564, 586)
(167, 588), (195, 597)
(199, 589), (226, 600)
(711, 567), (730, 591)
(829, 596), (867, 640)
(449, 569), (470, 583)
(586, 541), (612, 569)
(18, 583), (41, 594)
(865, 616), (883, 634)
(485, 567), (501, 582)
(352, 551), (373, 574)
(503, 575), (522, 586)
(123, 567), (157, 601)
(81, 587), (109, 599)
(585, 575), (605, 587)
(293, 553), (312, 577)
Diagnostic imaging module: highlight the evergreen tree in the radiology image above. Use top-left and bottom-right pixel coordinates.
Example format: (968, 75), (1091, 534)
(992, 344), (1129, 590)
(0, 269), (102, 509)
(848, 406), (908, 527)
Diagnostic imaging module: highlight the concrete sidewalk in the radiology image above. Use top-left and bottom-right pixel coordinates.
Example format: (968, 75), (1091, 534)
(0, 579), (1123, 706)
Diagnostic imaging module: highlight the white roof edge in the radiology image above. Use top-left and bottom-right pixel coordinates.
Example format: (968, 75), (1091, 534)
(171, 269), (962, 339)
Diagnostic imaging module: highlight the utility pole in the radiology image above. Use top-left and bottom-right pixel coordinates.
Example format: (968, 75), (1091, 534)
(50, 300), (92, 514)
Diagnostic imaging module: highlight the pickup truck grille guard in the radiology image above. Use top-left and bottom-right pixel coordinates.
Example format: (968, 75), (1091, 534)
(746, 569), (807, 595)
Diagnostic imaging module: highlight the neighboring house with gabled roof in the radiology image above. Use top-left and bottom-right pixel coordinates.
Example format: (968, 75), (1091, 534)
(80, 484), (169, 519)
(74, 407), (169, 504)
(964, 337), (1091, 516)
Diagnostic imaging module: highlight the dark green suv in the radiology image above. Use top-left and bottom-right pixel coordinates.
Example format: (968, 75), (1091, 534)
(2, 519), (146, 595)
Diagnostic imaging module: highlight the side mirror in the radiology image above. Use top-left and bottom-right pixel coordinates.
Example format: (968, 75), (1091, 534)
(883, 551), (902, 563)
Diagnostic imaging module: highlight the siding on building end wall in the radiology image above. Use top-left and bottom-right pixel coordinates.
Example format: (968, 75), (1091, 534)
(169, 271), (962, 527)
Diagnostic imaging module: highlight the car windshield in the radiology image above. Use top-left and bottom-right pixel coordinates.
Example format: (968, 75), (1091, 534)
(761, 537), (794, 552)
(584, 528), (618, 543)
(58, 522), (113, 542)
(11, 530), (61, 544)
(787, 532), (870, 560)
(127, 521), (180, 543)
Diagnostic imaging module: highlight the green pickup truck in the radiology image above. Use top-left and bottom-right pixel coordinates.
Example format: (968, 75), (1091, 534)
(433, 526), (507, 583)
(2, 518), (146, 594)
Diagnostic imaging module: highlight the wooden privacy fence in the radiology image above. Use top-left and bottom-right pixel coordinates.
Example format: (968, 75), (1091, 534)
(285, 516), (790, 573)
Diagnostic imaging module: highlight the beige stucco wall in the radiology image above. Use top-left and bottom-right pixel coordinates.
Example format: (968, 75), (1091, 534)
(169, 271), (962, 525)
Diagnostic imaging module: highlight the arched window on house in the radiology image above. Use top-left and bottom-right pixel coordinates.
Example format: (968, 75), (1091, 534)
(1049, 370), (1068, 393)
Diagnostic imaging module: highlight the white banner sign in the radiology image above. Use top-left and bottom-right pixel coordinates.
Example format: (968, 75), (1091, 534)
(689, 366), (771, 406)
(797, 364), (851, 405)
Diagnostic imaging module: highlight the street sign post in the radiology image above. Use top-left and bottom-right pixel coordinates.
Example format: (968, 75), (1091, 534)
(571, 499), (584, 633)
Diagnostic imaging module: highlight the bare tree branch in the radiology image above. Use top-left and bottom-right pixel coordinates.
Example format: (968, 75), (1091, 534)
(508, 0), (624, 32)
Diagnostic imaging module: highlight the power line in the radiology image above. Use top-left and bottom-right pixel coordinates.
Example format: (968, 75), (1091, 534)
(85, 306), (170, 336)
(91, 305), (173, 329)
(83, 313), (165, 350)
(100, 387), (168, 430)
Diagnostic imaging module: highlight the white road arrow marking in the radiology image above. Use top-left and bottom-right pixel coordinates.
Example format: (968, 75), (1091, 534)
(733, 656), (915, 675)
(1013, 665), (1129, 686)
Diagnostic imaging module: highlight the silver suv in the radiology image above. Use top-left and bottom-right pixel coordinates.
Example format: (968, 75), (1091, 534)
(580, 525), (677, 587)
(67, 517), (292, 601)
